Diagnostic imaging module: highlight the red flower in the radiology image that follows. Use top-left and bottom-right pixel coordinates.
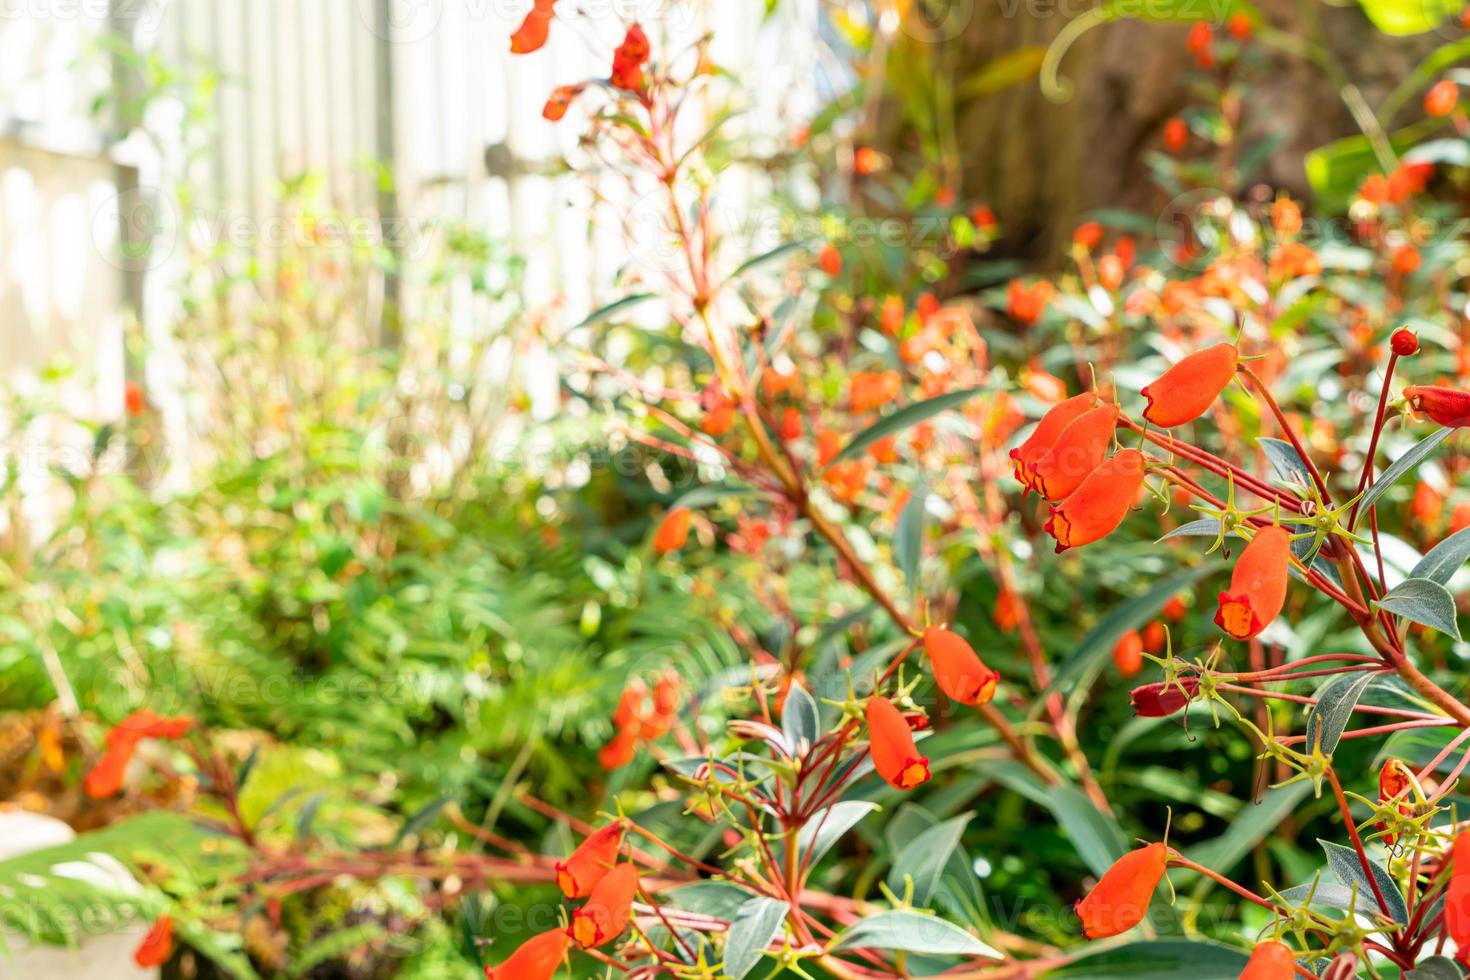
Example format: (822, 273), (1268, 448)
(1427, 79), (1459, 117)
(1214, 525), (1291, 640)
(850, 370), (902, 413)
(1010, 392), (1095, 488)
(1074, 842), (1168, 938)
(1163, 117), (1188, 153)
(84, 744), (134, 798)
(510, 0), (557, 54)
(1239, 940), (1295, 979)
(654, 507), (691, 553)
(866, 695), (930, 790)
(1130, 678), (1199, 717)
(994, 588), (1022, 633)
(1392, 244), (1422, 276)
(854, 146), (882, 174)
(85, 709), (193, 798)
(134, 914), (174, 968)
(1113, 630), (1144, 678)
(1406, 385), (1470, 427)
(1227, 12), (1253, 38)
(780, 408), (804, 441)
(1140, 343), (1238, 428)
(1272, 198), (1302, 236)
(819, 243), (842, 276)
(485, 927), (568, 980)
(1026, 403), (1119, 501)
(611, 24), (650, 91)
(598, 727), (638, 770)
(569, 863), (638, 948)
(1391, 328), (1419, 357)
(1044, 448), (1146, 553)
(1376, 758), (1420, 844)
(543, 84), (584, 122)
(1162, 596), (1188, 622)
(556, 822), (624, 899)
(971, 205), (996, 229)
(1007, 279), (1054, 325)
(1142, 619), (1167, 654)
(124, 381), (147, 417)
(1446, 833), (1470, 951)
(923, 626), (999, 705)
(1073, 222), (1102, 250)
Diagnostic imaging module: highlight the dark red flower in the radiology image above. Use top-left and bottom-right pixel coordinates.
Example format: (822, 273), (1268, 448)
(1391, 328), (1419, 357)
(1129, 678), (1200, 717)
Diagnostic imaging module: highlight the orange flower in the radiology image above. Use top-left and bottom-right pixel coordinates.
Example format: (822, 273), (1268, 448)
(850, 371), (902, 413)
(702, 391), (735, 435)
(1445, 833), (1470, 949)
(923, 627), (999, 705)
(854, 146), (882, 174)
(1427, 79), (1459, 117)
(1392, 244), (1422, 276)
(780, 407), (803, 441)
(124, 381), (147, 417)
(556, 823), (624, 899)
(654, 507), (691, 553)
(1113, 630), (1144, 678)
(1186, 22), (1213, 65)
(1453, 501), (1470, 534)
(1044, 448), (1147, 553)
(1142, 619), (1167, 654)
(1073, 222), (1103, 250)
(866, 696), (930, 790)
(1027, 404), (1119, 501)
(1140, 343), (1238, 428)
(1239, 940), (1295, 980)
(1162, 596), (1188, 622)
(1010, 392), (1094, 488)
(510, 0), (557, 54)
(1074, 842), (1168, 938)
(611, 24), (650, 90)
(1214, 525), (1291, 640)
(134, 914), (174, 968)
(817, 430), (843, 467)
(1376, 758), (1420, 845)
(824, 459), (870, 503)
(916, 292), (939, 322)
(994, 588), (1022, 633)
(543, 84), (584, 122)
(867, 435), (899, 465)
(1164, 117), (1188, 152)
(599, 728), (638, 770)
(1098, 254), (1125, 292)
(85, 709), (193, 798)
(819, 243), (843, 276)
(486, 927), (569, 980)
(1007, 279), (1053, 325)
(1228, 11), (1253, 38)
(84, 744), (135, 798)
(880, 295), (906, 334)
(1413, 481), (1444, 526)
(1406, 385), (1470, 427)
(971, 205), (996, 229)
(570, 863), (638, 948)
(1271, 198), (1302, 237)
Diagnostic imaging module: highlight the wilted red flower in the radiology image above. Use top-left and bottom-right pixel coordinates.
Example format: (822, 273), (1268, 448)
(1130, 678), (1200, 716)
(570, 863), (638, 948)
(1045, 449), (1146, 553)
(1113, 630), (1144, 678)
(923, 626), (999, 705)
(819, 243), (842, 276)
(1215, 525), (1291, 640)
(866, 695), (930, 790)
(510, 0), (557, 54)
(1406, 385), (1470, 427)
(1028, 404), (1121, 501)
(1007, 279), (1054, 325)
(611, 24), (650, 90)
(1075, 842), (1168, 938)
(1427, 79), (1459, 117)
(1227, 11), (1253, 38)
(1010, 392), (1094, 487)
(654, 507), (691, 554)
(1163, 117), (1188, 152)
(1239, 940), (1295, 979)
(543, 83), (584, 122)
(134, 914), (174, 967)
(850, 370), (902, 413)
(1073, 222), (1103, 250)
(1391, 328), (1419, 357)
(485, 927), (568, 980)
(1141, 342), (1238, 428)
(1446, 834), (1470, 948)
(556, 823), (624, 899)
(124, 381), (147, 417)
(598, 727), (638, 770)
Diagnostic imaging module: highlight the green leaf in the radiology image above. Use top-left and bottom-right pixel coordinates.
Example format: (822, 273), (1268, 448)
(666, 881), (759, 920)
(1360, 0), (1460, 35)
(724, 896), (787, 979)
(1319, 840), (1409, 923)
(1407, 956), (1469, 979)
(570, 293), (658, 332)
(886, 813), (971, 906)
(794, 801), (879, 868)
(1357, 428), (1454, 522)
(1279, 880), (1383, 918)
(1158, 518), (1223, 542)
(1303, 672), (1379, 756)
(394, 794), (454, 845)
(1374, 577), (1463, 640)
(1306, 118), (1445, 213)
(958, 46), (1047, 98)
(829, 910), (1001, 958)
(1258, 437), (1312, 487)
(730, 240), (810, 279)
(895, 481), (928, 590)
(831, 387), (989, 465)
(1410, 526), (1470, 585)
(1041, 939), (1249, 978)
(782, 681), (820, 752)
(1185, 782), (1313, 872)
(1046, 784), (1129, 878)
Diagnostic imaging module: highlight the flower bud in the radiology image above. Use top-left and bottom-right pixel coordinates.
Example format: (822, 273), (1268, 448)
(485, 928), (568, 980)
(1319, 953), (1358, 980)
(1391, 328), (1419, 357)
(1239, 940), (1295, 980)
(1427, 79), (1459, 117)
(1405, 385), (1470, 427)
(1044, 449), (1147, 553)
(923, 626), (1000, 705)
(134, 915), (174, 968)
(1113, 630), (1144, 678)
(1214, 525), (1292, 640)
(1074, 842), (1168, 938)
(1129, 678), (1200, 717)
(654, 507), (691, 553)
(556, 822), (624, 899)
(866, 695), (930, 790)
(1028, 404), (1120, 501)
(570, 863), (639, 948)
(1140, 343), (1238, 428)
(509, 0), (557, 54)
(1010, 392), (1095, 490)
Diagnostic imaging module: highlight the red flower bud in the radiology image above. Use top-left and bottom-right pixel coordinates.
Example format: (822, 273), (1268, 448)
(611, 24), (650, 91)
(1027, 404), (1119, 501)
(1406, 385), (1470, 427)
(866, 695), (930, 790)
(1074, 842), (1168, 939)
(1239, 940), (1295, 980)
(654, 507), (691, 553)
(1319, 953), (1358, 980)
(1142, 619), (1167, 654)
(134, 914), (174, 968)
(1129, 678), (1199, 717)
(1376, 758), (1420, 845)
(1391, 328), (1419, 357)
(485, 927), (568, 980)
(1227, 12), (1253, 38)
(509, 0), (557, 54)
(1113, 630), (1144, 678)
(1427, 79), (1459, 117)
(569, 863), (638, 948)
(124, 381), (147, 417)
(1044, 449), (1147, 553)
(819, 244), (843, 277)
(1140, 343), (1238, 428)
(1073, 222), (1103, 250)
(923, 626), (999, 705)
(1164, 117), (1188, 153)
(556, 822), (624, 899)
(1214, 525), (1292, 640)
(1010, 392), (1095, 490)
(1446, 834), (1470, 952)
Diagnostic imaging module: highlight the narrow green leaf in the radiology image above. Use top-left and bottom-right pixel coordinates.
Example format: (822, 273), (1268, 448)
(730, 240), (810, 279)
(1046, 785), (1128, 878)
(1374, 577), (1463, 640)
(781, 682), (820, 752)
(1303, 672), (1379, 756)
(1406, 956), (1468, 979)
(895, 482), (928, 590)
(1410, 526), (1470, 585)
(570, 293), (658, 332)
(1158, 518), (1222, 542)
(886, 814), (971, 906)
(724, 897), (787, 979)
(831, 387), (989, 465)
(1319, 840), (1408, 923)
(1041, 939), (1249, 978)
(1357, 428), (1454, 524)
(1259, 437), (1311, 486)
(830, 909), (1001, 958)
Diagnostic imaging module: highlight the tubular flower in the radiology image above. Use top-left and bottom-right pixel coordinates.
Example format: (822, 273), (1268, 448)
(134, 914), (174, 968)
(819, 243), (843, 276)
(556, 823), (624, 899)
(1010, 392), (1095, 489)
(1027, 404), (1120, 501)
(1075, 842), (1168, 938)
(1140, 343), (1238, 428)
(1214, 525), (1291, 640)
(1239, 941), (1296, 979)
(923, 626), (999, 705)
(570, 863), (638, 948)
(124, 381), (147, 416)
(1427, 79), (1459, 117)
(85, 709), (193, 798)
(598, 728), (638, 770)
(1376, 758), (1421, 844)
(1113, 630), (1144, 678)
(1446, 833), (1470, 950)
(84, 745), (134, 799)
(1406, 385), (1470, 427)
(654, 507), (691, 553)
(1044, 449), (1147, 553)
(611, 24), (650, 91)
(1130, 678), (1200, 717)
(485, 927), (569, 980)
(510, 0), (557, 54)
(543, 84), (585, 122)
(865, 696), (930, 790)
(1007, 279), (1054, 325)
